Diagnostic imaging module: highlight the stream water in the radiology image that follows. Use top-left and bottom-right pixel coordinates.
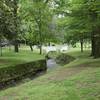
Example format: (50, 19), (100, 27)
(47, 59), (58, 69)
(0, 59), (58, 90)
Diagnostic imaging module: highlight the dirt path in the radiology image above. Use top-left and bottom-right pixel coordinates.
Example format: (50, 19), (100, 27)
(46, 61), (100, 81)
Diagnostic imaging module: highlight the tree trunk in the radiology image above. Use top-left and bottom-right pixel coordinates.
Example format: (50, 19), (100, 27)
(14, 39), (19, 53)
(48, 42), (50, 46)
(93, 27), (100, 58)
(14, 44), (19, 53)
(89, 3), (100, 58)
(0, 46), (2, 56)
(39, 21), (42, 54)
(91, 31), (95, 56)
(29, 44), (33, 51)
(91, 26), (100, 58)
(80, 39), (83, 53)
(39, 45), (42, 55)
(9, 45), (11, 51)
(13, 0), (19, 53)
(0, 39), (2, 56)
(39, 31), (42, 54)
(94, 38), (100, 58)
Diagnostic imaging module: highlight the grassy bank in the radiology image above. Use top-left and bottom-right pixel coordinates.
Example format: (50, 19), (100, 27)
(0, 50), (100, 100)
(0, 48), (44, 68)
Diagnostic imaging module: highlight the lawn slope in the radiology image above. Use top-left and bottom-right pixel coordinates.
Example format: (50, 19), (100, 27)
(0, 50), (44, 68)
(0, 50), (100, 100)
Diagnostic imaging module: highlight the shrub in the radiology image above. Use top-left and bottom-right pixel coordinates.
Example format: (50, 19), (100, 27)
(56, 54), (75, 65)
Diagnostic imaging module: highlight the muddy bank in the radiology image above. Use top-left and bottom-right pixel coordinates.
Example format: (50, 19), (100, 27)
(0, 59), (47, 90)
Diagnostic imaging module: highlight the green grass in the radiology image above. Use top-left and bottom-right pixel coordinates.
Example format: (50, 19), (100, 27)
(0, 47), (45, 68)
(0, 49), (100, 100)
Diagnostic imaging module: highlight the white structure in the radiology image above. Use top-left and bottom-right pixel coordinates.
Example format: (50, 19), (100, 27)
(60, 45), (69, 52)
(42, 44), (69, 54)
(43, 46), (57, 53)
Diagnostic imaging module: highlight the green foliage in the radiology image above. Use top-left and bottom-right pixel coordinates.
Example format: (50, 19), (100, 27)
(57, 1), (87, 44)
(56, 54), (75, 65)
(55, 0), (100, 56)
(19, 0), (55, 45)
(1, 0), (100, 55)
(0, 0), (21, 40)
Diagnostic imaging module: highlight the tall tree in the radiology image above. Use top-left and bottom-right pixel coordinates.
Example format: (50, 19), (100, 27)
(11, 0), (20, 52)
(0, 0), (21, 52)
(55, 0), (100, 57)
(20, 0), (53, 54)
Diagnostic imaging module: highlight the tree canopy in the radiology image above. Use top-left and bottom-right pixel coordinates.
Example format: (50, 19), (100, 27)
(0, 0), (100, 57)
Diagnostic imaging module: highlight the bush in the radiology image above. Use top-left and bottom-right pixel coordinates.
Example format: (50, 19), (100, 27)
(47, 51), (59, 59)
(56, 54), (75, 65)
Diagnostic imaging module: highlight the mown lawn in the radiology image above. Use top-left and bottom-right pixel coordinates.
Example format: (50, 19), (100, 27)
(0, 47), (45, 68)
(0, 50), (100, 100)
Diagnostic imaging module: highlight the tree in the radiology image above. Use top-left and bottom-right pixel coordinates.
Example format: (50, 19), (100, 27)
(55, 0), (100, 57)
(20, 0), (54, 54)
(88, 0), (100, 58)
(0, 0), (21, 53)
(11, 0), (20, 53)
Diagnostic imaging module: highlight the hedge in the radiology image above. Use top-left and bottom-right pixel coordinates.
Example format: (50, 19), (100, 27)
(0, 59), (47, 89)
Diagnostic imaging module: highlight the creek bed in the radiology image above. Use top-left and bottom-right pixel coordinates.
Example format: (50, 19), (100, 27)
(0, 59), (59, 90)
(47, 59), (58, 69)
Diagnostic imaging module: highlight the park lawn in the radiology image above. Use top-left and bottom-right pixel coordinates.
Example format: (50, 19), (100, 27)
(0, 48), (45, 68)
(0, 50), (100, 100)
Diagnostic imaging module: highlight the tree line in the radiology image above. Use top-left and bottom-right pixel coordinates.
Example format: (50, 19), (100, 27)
(0, 0), (57, 54)
(0, 0), (100, 58)
(56, 0), (100, 58)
